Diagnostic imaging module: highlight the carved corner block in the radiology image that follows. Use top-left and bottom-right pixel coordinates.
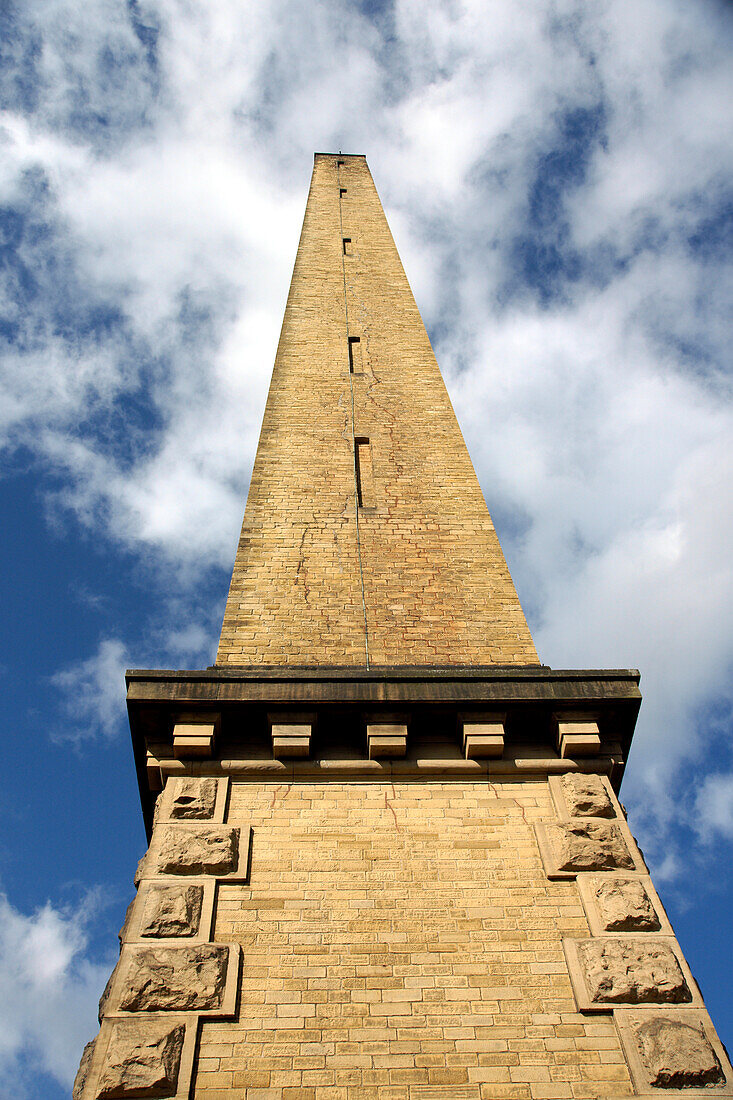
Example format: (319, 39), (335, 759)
(140, 824), (251, 883)
(172, 712), (220, 759)
(156, 776), (229, 825)
(78, 1015), (198, 1100)
(269, 711), (316, 758)
(549, 772), (618, 820)
(553, 713), (602, 757)
(535, 819), (646, 880)
(121, 881), (216, 944)
(458, 712), (505, 759)
(366, 717), (408, 758)
(563, 937), (701, 1014)
(577, 874), (673, 937)
(612, 1008), (733, 1096)
(105, 942), (241, 1019)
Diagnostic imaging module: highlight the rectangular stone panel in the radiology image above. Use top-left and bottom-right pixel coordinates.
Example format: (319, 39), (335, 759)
(561, 772), (616, 816)
(613, 1009), (733, 1096)
(75, 1015), (199, 1100)
(140, 885), (203, 937)
(118, 944), (229, 1012)
(95, 1019), (185, 1098)
(155, 776), (228, 824)
(168, 777), (217, 819)
(549, 772), (620, 820)
(564, 937), (702, 1013)
(536, 819), (644, 879)
(157, 827), (238, 876)
(577, 874), (673, 937)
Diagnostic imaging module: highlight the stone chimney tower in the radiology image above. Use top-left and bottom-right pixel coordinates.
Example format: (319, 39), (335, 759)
(75, 155), (732, 1100)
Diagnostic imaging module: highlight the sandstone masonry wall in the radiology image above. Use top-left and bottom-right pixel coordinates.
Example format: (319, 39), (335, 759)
(216, 154), (538, 667)
(195, 778), (631, 1100)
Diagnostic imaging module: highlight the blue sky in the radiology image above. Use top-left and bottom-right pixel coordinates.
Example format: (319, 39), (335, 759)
(0, 1), (732, 1094)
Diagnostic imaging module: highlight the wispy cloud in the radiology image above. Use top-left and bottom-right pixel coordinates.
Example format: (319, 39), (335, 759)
(696, 772), (733, 841)
(51, 638), (128, 742)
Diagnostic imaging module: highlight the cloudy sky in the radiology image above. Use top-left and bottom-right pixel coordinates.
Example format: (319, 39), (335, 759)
(1, 0), (731, 1094)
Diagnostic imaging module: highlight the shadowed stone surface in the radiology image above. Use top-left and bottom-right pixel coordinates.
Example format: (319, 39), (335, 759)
(633, 1016), (725, 1088)
(119, 944), (228, 1011)
(73, 1036), (96, 1100)
(96, 1020), (185, 1098)
(594, 878), (661, 931)
(99, 958), (121, 1023)
(579, 940), (691, 1004)
(551, 821), (635, 871)
(169, 777), (217, 820)
(119, 897), (136, 944)
(140, 885), (203, 937)
(561, 773), (615, 817)
(156, 827), (238, 876)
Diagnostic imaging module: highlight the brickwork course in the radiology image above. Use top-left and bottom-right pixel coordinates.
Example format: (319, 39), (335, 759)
(78, 155), (730, 1100)
(216, 153), (538, 668)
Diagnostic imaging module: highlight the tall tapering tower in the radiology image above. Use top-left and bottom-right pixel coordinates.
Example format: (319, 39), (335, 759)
(76, 155), (731, 1100)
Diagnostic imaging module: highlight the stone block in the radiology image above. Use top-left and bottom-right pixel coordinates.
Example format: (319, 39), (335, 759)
(99, 960), (121, 1022)
(554, 715), (601, 757)
(168, 778), (218, 820)
(560, 772), (615, 817)
(172, 715), (219, 759)
(156, 827), (238, 876)
(459, 712), (505, 759)
(633, 1015), (725, 1088)
(367, 722), (407, 758)
(633, 1012), (726, 1091)
(118, 944), (228, 1012)
(565, 938), (695, 1013)
(269, 712), (315, 758)
(613, 1009), (733, 1097)
(146, 752), (163, 793)
(594, 878), (661, 932)
(547, 821), (635, 873)
(578, 939), (691, 1005)
(140, 885), (203, 937)
(96, 1020), (185, 1098)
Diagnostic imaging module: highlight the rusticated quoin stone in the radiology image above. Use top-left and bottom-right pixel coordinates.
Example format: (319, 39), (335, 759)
(633, 1016), (725, 1088)
(578, 939), (691, 1005)
(140, 885), (203, 937)
(72, 1036), (96, 1100)
(119, 944), (228, 1011)
(156, 827), (238, 876)
(561, 773), (615, 817)
(99, 958), (121, 1022)
(168, 777), (217, 820)
(96, 1020), (185, 1098)
(551, 821), (635, 871)
(594, 878), (661, 931)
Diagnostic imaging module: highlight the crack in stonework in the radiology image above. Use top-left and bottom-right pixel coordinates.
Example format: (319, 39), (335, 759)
(295, 526), (311, 604)
(384, 775), (400, 830)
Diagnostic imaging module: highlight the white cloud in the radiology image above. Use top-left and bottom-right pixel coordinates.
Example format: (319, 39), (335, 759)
(52, 639), (129, 742)
(0, 892), (109, 1094)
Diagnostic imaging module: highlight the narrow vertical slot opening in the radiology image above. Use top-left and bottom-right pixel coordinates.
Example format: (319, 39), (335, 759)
(354, 437), (374, 509)
(348, 336), (362, 373)
(342, 237), (352, 255)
